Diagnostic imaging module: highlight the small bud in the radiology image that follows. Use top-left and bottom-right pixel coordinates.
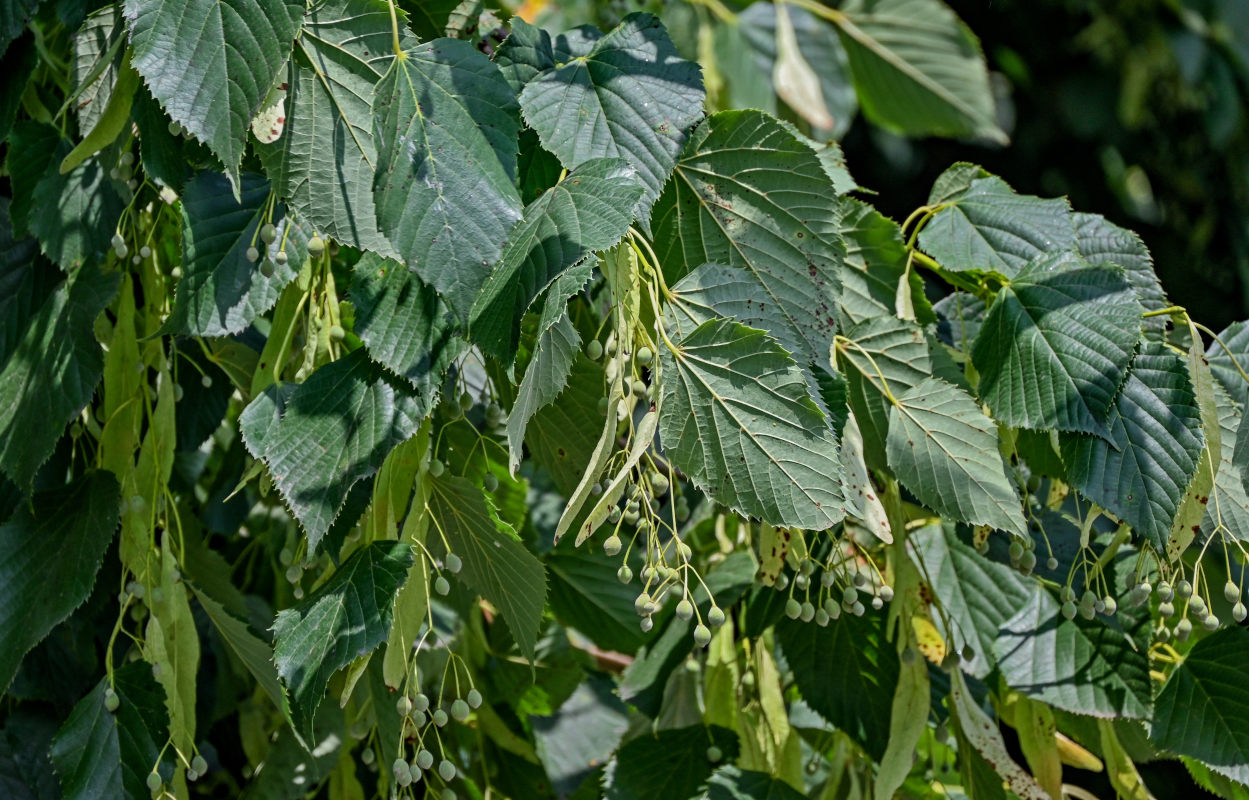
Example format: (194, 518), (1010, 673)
(435, 576), (451, 596)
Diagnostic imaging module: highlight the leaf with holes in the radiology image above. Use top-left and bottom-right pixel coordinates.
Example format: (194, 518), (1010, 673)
(124, 0), (303, 189)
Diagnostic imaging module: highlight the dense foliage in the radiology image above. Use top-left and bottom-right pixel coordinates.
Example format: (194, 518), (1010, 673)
(2, 1), (1249, 799)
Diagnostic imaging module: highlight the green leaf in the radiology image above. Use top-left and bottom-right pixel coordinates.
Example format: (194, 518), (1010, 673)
(1240, 406), (1249, 500)
(5, 121), (60, 238)
(0, 0), (38, 58)
(909, 523), (1032, 678)
(164, 171), (310, 337)
(887, 378), (1027, 535)
(239, 351), (429, 549)
(506, 266), (593, 471)
(1203, 386), (1249, 541)
(271, 540), (413, 745)
(188, 583), (290, 723)
(1061, 342), (1204, 550)
(837, 315), (933, 468)
(71, 5), (125, 139)
(29, 147), (125, 272)
(836, 197), (913, 327)
(49, 662), (169, 800)
(533, 675), (629, 796)
(349, 252), (466, 395)
(0, 37), (35, 150)
(546, 549), (647, 655)
(527, 354), (609, 496)
(124, 0), (303, 188)
(0, 710), (59, 800)
(0, 208), (56, 367)
(371, 37), (522, 321)
(470, 159), (643, 361)
(972, 251), (1142, 434)
(653, 110), (845, 367)
(658, 317), (844, 531)
(0, 472), (120, 693)
(994, 586), (1152, 719)
(517, 13), (704, 230)
(1150, 627), (1249, 786)
(256, 0), (415, 255)
(0, 264), (119, 491)
(777, 611), (899, 761)
(934, 290), (987, 353)
(1074, 212), (1169, 338)
(703, 765), (808, 800)
(834, 0), (1005, 142)
(1207, 321), (1249, 409)
(736, 2), (857, 139)
(919, 176), (1075, 278)
(605, 725), (739, 800)
(427, 474), (547, 662)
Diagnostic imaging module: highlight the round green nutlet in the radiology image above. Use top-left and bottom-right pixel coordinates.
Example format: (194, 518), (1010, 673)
(636, 346), (653, 365)
(308, 235), (325, 255)
(428, 459), (445, 477)
(329, 324), (345, 342)
(416, 749), (434, 770)
(823, 598), (840, 619)
(438, 760), (457, 781)
(413, 693), (430, 713)
(1157, 582), (1174, 602)
(640, 616), (654, 632)
(433, 709), (449, 727)
(1019, 550), (1037, 572)
(362, 747), (375, 765)
(483, 473), (499, 492)
(586, 340), (603, 360)
(800, 601), (816, 622)
(785, 598), (802, 619)
(445, 552), (462, 574)
(1190, 595), (1207, 616)
(1046, 556), (1059, 571)
(451, 699), (470, 722)
(466, 688), (482, 709)
(1176, 579), (1193, 598)
(246, 246), (260, 263)
(707, 606), (725, 627)
(842, 586), (858, 604)
(397, 695), (413, 716)
(146, 772), (162, 792)
(774, 573), (789, 590)
(1176, 617), (1193, 641)
(459, 391), (474, 411)
(393, 758), (409, 778)
(1225, 581), (1240, 604)
(1061, 601), (1077, 620)
(140, 245), (152, 259)
(434, 576), (451, 596)
(443, 791), (458, 800)
(285, 565), (302, 584)
(260, 260), (275, 278)
(111, 233), (125, 250)
(260, 223), (277, 244)
(878, 585), (894, 602)
(186, 768), (199, 782)
(793, 573), (809, 591)
(706, 745), (722, 763)
(871, 596), (884, 611)
(104, 690), (120, 712)
(1203, 614), (1220, 631)
(1102, 596), (1118, 616)
(631, 379), (647, 398)
(693, 624), (712, 647)
(634, 592), (651, 615)
(675, 599), (694, 621)
(815, 609), (830, 626)
(1234, 602), (1247, 623)
(1008, 540), (1025, 560)
(408, 763), (423, 783)
(603, 535), (622, 557)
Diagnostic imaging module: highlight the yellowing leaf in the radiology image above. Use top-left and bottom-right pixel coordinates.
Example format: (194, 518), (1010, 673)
(911, 614), (947, 664)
